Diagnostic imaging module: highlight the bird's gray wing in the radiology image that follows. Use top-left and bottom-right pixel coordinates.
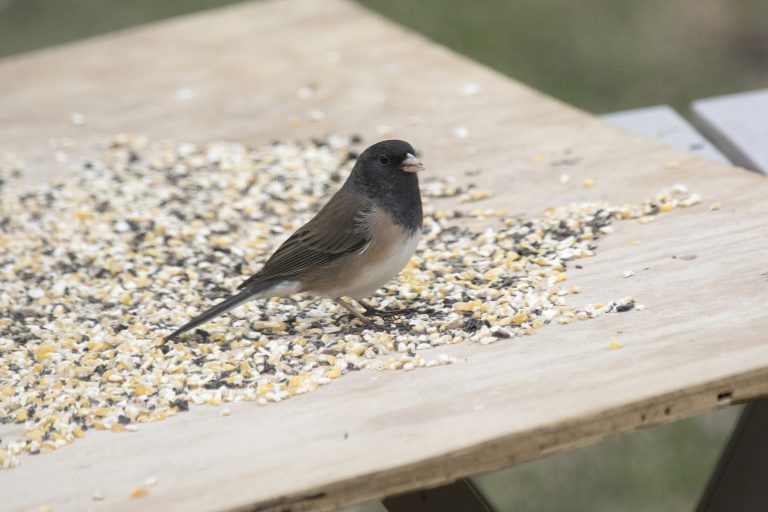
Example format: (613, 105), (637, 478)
(237, 190), (373, 289)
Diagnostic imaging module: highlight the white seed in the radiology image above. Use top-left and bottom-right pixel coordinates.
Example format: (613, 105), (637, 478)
(70, 112), (86, 126)
(307, 109), (326, 122)
(453, 126), (470, 139)
(459, 82), (481, 96)
(296, 86), (314, 100)
(174, 87), (196, 101)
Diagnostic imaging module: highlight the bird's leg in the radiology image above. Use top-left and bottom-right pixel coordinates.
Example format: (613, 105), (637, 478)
(334, 298), (373, 325)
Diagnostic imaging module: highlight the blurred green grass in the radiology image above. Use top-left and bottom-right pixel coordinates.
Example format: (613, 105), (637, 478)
(0, 0), (758, 510)
(471, 407), (739, 512)
(357, 0), (768, 114)
(2, 0), (766, 113)
(0, 0), (245, 58)
(348, 407), (740, 512)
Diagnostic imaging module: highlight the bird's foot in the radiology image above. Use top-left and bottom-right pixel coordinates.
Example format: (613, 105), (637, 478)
(335, 297), (375, 326)
(337, 313), (375, 326)
(335, 298), (417, 331)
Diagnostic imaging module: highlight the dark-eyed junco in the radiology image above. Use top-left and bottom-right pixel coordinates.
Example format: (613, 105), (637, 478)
(165, 140), (425, 341)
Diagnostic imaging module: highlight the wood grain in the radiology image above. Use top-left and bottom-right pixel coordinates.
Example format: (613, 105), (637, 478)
(692, 89), (768, 173)
(602, 105), (728, 164)
(1, 1), (767, 511)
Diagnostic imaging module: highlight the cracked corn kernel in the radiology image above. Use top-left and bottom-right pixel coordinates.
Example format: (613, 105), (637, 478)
(659, 203), (675, 212)
(511, 312), (529, 324)
(130, 487), (149, 499)
(0, 135), (703, 468)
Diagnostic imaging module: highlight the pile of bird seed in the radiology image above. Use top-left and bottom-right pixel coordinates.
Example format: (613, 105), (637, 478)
(0, 135), (702, 468)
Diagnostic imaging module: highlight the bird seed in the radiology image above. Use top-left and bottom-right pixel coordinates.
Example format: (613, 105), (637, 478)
(0, 135), (702, 468)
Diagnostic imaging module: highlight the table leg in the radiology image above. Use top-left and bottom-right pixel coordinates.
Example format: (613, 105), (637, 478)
(382, 479), (495, 512)
(696, 400), (768, 512)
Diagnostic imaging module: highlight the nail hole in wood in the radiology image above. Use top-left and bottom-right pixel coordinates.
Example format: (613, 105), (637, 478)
(717, 390), (733, 401)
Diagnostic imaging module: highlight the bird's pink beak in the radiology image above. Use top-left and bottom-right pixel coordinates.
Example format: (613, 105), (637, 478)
(400, 153), (425, 173)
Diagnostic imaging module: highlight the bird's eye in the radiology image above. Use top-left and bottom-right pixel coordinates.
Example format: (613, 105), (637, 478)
(378, 156), (389, 165)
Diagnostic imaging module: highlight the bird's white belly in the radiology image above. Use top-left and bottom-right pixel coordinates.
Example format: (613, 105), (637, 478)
(335, 230), (421, 299)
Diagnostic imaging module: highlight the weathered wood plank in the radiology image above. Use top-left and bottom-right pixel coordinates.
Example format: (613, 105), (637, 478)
(602, 105), (728, 164)
(692, 89), (768, 174)
(1, 1), (767, 511)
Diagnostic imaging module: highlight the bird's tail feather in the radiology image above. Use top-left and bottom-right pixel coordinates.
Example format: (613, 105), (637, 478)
(164, 288), (257, 342)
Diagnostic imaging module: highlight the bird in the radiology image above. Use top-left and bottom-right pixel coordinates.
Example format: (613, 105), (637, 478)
(164, 139), (425, 341)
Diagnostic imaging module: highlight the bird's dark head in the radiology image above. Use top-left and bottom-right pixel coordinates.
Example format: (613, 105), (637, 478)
(351, 140), (425, 189)
(346, 139), (424, 231)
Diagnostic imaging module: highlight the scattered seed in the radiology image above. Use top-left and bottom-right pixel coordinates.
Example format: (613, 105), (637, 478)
(130, 487), (148, 499)
(0, 135), (702, 469)
(296, 86), (314, 100)
(27, 288), (45, 299)
(459, 82), (481, 96)
(453, 126), (470, 139)
(307, 109), (326, 122)
(70, 112), (86, 127)
(174, 88), (196, 101)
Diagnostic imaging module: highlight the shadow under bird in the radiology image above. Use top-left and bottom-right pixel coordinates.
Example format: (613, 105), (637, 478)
(165, 139), (425, 341)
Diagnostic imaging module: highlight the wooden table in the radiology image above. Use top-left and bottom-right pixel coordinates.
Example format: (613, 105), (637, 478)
(1, 1), (767, 511)
(692, 89), (768, 175)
